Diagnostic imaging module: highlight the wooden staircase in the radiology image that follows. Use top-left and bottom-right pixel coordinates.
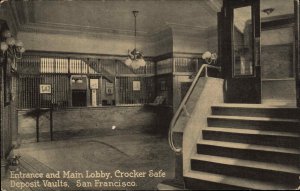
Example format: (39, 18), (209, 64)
(184, 104), (300, 190)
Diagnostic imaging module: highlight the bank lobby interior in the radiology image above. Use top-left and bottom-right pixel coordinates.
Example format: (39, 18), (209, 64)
(1, 0), (300, 190)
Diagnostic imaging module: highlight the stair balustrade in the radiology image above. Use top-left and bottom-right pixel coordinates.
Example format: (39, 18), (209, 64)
(168, 64), (221, 153)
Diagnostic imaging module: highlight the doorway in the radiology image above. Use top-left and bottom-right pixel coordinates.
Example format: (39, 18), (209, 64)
(72, 90), (87, 107)
(220, 0), (261, 104)
(71, 75), (88, 107)
(220, 0), (300, 107)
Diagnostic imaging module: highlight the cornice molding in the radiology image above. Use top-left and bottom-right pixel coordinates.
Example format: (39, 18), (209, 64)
(20, 21), (148, 37)
(18, 22), (149, 42)
(166, 22), (208, 31)
(18, 20), (213, 44)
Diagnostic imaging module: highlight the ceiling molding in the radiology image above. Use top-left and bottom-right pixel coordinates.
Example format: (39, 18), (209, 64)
(166, 22), (208, 31)
(19, 21), (149, 37)
(18, 23), (149, 43)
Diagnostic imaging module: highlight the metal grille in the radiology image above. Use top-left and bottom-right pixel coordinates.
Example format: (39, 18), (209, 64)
(17, 75), (69, 109)
(17, 54), (156, 108)
(117, 76), (155, 105)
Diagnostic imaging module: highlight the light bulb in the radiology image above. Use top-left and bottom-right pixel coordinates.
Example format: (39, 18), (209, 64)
(0, 42), (8, 51)
(125, 58), (132, 66)
(19, 47), (26, 53)
(131, 60), (139, 69)
(202, 51), (212, 59)
(15, 40), (24, 47)
(138, 59), (146, 67)
(211, 53), (217, 60)
(6, 37), (15, 46)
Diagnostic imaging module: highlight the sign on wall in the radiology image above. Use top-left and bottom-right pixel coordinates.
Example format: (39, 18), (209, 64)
(133, 81), (141, 91)
(106, 82), (114, 95)
(90, 79), (99, 89)
(40, 84), (52, 94)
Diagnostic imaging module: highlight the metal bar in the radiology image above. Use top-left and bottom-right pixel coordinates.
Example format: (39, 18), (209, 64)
(36, 109), (39, 142)
(168, 64), (221, 153)
(50, 107), (53, 141)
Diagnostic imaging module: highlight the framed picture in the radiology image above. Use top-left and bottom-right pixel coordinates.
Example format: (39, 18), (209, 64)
(133, 81), (141, 91)
(90, 79), (99, 89)
(40, 84), (52, 94)
(106, 82), (114, 95)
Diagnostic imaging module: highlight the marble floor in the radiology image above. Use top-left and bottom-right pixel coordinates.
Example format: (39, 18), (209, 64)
(1, 132), (175, 190)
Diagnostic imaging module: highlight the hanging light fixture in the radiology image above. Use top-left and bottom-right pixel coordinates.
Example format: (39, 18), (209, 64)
(1, 29), (25, 60)
(125, 10), (146, 69)
(202, 51), (218, 65)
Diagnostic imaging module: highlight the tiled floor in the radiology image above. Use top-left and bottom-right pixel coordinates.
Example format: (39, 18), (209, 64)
(1, 133), (175, 190)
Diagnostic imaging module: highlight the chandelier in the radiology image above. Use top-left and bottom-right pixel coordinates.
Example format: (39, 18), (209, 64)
(125, 10), (146, 69)
(1, 30), (25, 60)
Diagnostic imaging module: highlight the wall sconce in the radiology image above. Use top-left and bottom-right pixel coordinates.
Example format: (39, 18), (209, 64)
(1, 30), (25, 60)
(202, 51), (217, 65)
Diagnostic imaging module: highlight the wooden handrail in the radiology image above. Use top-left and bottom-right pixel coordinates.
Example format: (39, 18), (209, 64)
(168, 64), (221, 153)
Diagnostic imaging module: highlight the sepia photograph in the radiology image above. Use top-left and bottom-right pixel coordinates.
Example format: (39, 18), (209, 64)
(0, 0), (299, 190)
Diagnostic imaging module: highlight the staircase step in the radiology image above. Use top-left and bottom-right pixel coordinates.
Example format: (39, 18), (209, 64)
(207, 115), (300, 132)
(202, 127), (300, 148)
(212, 104), (300, 119)
(197, 140), (300, 166)
(184, 170), (296, 190)
(157, 179), (186, 190)
(190, 154), (300, 186)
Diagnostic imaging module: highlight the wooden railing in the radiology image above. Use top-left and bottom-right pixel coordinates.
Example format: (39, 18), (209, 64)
(168, 64), (221, 153)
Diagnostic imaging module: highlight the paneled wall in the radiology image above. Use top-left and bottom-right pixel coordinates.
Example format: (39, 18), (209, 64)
(261, 44), (294, 79)
(155, 56), (204, 110)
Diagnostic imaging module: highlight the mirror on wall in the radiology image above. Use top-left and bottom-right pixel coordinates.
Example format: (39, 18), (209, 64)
(233, 6), (254, 76)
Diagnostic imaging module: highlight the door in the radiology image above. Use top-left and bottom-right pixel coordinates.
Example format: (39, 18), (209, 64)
(221, 0), (261, 103)
(72, 90), (87, 107)
(295, 0), (300, 107)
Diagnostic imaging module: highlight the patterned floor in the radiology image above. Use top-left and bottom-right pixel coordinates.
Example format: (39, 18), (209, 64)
(1, 133), (175, 190)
